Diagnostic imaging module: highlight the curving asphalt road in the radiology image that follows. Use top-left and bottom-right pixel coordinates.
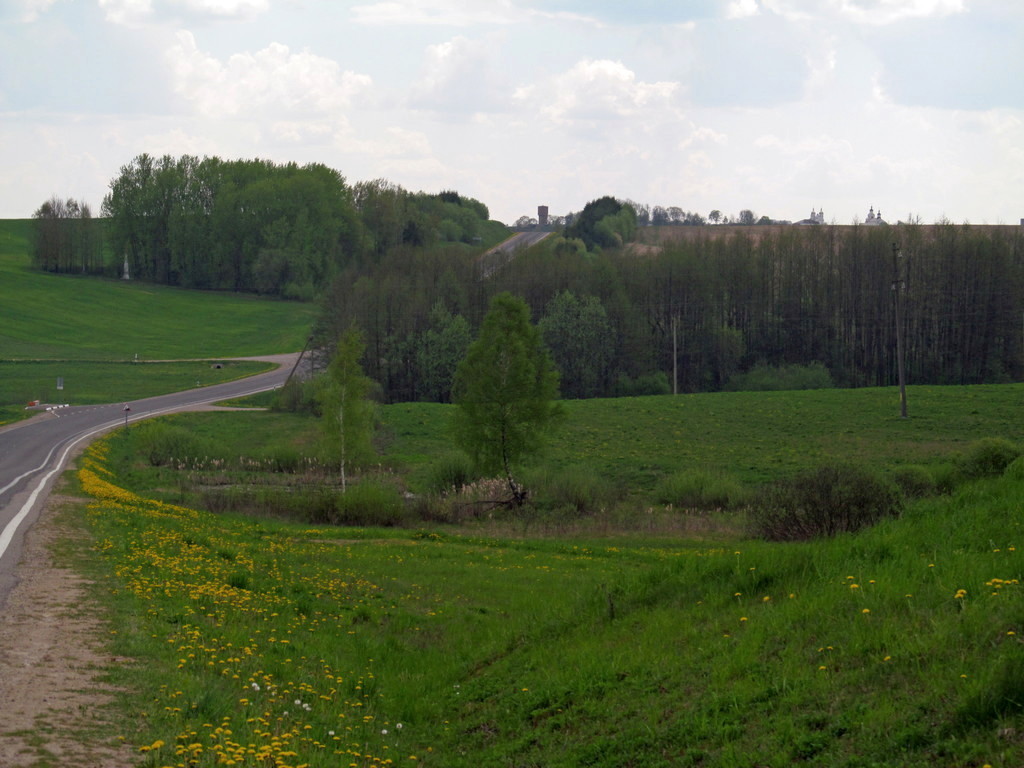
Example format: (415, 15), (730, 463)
(0, 353), (300, 609)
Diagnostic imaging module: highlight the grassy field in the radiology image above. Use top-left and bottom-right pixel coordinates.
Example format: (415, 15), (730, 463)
(0, 220), (313, 360)
(0, 359), (273, 411)
(65, 419), (1024, 767)
(0, 219), (313, 423)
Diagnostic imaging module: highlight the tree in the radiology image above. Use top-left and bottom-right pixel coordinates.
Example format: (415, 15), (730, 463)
(709, 210), (722, 225)
(320, 329), (376, 492)
(539, 290), (613, 399)
(451, 293), (562, 504)
(416, 302), (472, 402)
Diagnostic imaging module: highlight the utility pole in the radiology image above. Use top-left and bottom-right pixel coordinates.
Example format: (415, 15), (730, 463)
(892, 243), (908, 419)
(672, 315), (679, 395)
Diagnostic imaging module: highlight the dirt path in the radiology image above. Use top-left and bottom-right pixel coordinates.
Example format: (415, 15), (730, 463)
(0, 489), (135, 768)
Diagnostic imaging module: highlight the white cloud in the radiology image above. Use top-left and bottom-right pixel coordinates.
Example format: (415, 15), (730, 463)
(179, 0), (269, 18)
(726, 0), (760, 19)
(410, 35), (509, 113)
(99, 0), (154, 25)
(836, 0), (966, 25)
(352, 0), (518, 26)
(352, 0), (602, 28)
(349, 126), (433, 158)
(11, 0), (58, 22)
(515, 59), (680, 127)
(167, 32), (373, 118)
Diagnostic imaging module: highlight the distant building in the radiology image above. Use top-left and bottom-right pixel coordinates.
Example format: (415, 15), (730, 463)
(795, 208), (825, 225)
(538, 205), (549, 227)
(865, 206), (887, 226)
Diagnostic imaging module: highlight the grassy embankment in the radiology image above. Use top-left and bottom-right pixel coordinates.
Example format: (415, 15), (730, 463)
(0, 220), (314, 424)
(60, 381), (1024, 768)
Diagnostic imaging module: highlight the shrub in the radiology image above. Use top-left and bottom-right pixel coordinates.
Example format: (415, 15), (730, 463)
(334, 480), (408, 527)
(654, 468), (748, 510)
(957, 438), (1021, 479)
(135, 421), (216, 467)
(524, 465), (623, 515)
(273, 377), (322, 415)
(931, 462), (963, 494)
(260, 444), (303, 473)
(425, 452), (478, 496)
(613, 372), (671, 397)
(749, 462), (902, 541)
(724, 362), (834, 392)
(891, 465), (937, 499)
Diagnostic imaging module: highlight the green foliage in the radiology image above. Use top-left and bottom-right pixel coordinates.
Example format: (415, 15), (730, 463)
(1005, 455), (1024, 481)
(425, 451), (479, 496)
(890, 464), (937, 499)
(654, 468), (748, 510)
(333, 479), (408, 526)
(521, 464), (623, 515)
(135, 420), (217, 467)
(566, 196), (637, 251)
(725, 362), (834, 392)
(612, 372), (671, 397)
(415, 302), (472, 403)
(103, 154), (363, 295)
(538, 290), (613, 399)
(957, 437), (1021, 479)
(452, 293), (562, 501)
(31, 196), (103, 275)
(319, 329), (376, 489)
(273, 376), (322, 415)
(750, 462), (902, 541)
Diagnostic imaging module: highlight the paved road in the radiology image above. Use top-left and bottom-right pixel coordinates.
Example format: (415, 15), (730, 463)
(0, 353), (300, 608)
(478, 230), (552, 278)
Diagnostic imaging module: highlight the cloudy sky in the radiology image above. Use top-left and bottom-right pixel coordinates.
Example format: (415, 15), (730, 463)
(1, 0), (1021, 225)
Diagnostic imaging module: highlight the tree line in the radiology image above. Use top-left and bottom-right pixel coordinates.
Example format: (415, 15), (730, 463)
(32, 154), (498, 300)
(30, 196), (103, 274)
(315, 220), (1024, 402)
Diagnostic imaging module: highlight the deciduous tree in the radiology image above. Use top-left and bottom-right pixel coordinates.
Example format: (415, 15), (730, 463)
(451, 293), (561, 504)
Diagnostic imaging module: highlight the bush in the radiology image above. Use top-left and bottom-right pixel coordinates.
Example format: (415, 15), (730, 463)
(260, 444), (303, 473)
(613, 372), (671, 397)
(135, 421), (216, 467)
(654, 468), (748, 510)
(524, 465), (623, 515)
(334, 480), (408, 527)
(273, 377), (322, 415)
(725, 362), (834, 392)
(958, 438), (1021, 479)
(891, 465), (937, 499)
(749, 463), (902, 541)
(425, 452), (478, 496)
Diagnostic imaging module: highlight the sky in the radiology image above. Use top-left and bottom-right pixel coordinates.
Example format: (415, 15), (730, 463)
(1, 0), (1022, 226)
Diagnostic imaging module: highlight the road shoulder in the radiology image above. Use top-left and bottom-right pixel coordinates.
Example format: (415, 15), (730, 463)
(0, 482), (135, 767)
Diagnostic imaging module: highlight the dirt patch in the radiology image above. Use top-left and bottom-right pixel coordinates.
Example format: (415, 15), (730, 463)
(0, 491), (135, 768)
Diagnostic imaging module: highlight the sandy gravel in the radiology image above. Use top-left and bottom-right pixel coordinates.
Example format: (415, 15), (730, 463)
(0, 490), (135, 768)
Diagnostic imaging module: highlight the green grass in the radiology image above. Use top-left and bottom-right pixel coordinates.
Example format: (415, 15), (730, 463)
(0, 359), (272, 408)
(68, 430), (1024, 767)
(0, 219), (313, 423)
(383, 385), (1024, 492)
(0, 220), (314, 361)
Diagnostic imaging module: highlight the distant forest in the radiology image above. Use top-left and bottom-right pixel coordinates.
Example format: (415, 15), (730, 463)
(29, 156), (1024, 401)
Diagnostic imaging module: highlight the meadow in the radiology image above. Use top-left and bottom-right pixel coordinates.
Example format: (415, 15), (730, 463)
(68, 417), (1024, 767)
(0, 220), (313, 423)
